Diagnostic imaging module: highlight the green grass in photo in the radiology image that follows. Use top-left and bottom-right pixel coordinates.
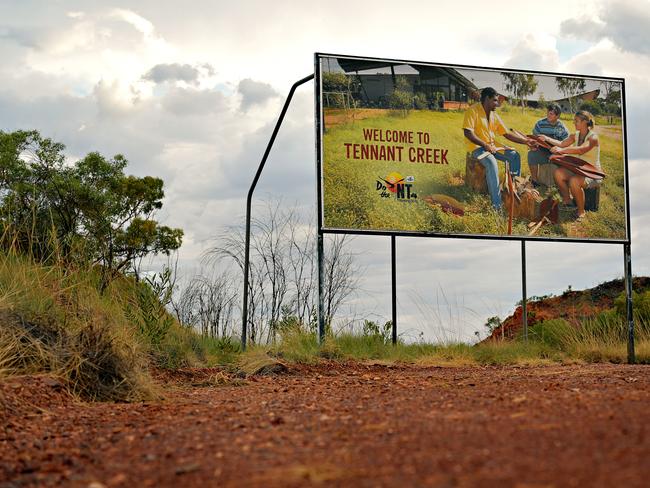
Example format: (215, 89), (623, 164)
(322, 107), (625, 240)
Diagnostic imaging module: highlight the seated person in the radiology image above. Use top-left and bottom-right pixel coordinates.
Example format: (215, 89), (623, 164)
(551, 110), (601, 220)
(463, 87), (533, 210)
(528, 103), (569, 186)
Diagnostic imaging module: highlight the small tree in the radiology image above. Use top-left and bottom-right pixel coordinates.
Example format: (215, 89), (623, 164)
(0, 130), (183, 289)
(484, 316), (502, 335)
(204, 199), (361, 345)
(322, 72), (355, 109)
(600, 81), (621, 102)
(602, 85), (622, 120)
(388, 76), (413, 116)
(322, 72), (349, 92)
(555, 77), (586, 114)
(502, 73), (538, 112)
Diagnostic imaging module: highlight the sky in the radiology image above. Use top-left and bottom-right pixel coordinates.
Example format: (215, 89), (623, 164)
(1, 0), (650, 342)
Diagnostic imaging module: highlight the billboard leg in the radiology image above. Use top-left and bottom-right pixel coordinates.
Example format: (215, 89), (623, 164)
(624, 243), (635, 364)
(318, 231), (326, 345)
(391, 235), (397, 345)
(521, 240), (528, 342)
(241, 74), (314, 351)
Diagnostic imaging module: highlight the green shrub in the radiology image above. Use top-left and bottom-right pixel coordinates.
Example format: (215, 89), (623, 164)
(527, 319), (574, 350)
(414, 93), (429, 110)
(362, 319), (392, 344)
(579, 100), (602, 115)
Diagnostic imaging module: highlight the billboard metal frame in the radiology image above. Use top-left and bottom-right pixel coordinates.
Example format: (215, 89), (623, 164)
(239, 53), (635, 364)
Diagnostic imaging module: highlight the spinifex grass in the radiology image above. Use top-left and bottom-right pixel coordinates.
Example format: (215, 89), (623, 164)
(0, 253), (156, 401)
(553, 316), (649, 364)
(263, 329), (562, 366)
(0, 248), (244, 400)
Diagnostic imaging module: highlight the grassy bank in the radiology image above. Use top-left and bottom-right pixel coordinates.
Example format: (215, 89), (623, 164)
(0, 252), (236, 401)
(2, 251), (646, 405)
(254, 322), (648, 367)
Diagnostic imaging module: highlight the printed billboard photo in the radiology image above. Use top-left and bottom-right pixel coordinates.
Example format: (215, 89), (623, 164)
(317, 54), (628, 241)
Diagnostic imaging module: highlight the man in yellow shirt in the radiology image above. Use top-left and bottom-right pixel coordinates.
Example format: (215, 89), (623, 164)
(463, 87), (532, 209)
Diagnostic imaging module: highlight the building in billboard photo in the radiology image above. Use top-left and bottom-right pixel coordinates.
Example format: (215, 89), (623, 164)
(323, 57), (478, 110)
(318, 54), (627, 242)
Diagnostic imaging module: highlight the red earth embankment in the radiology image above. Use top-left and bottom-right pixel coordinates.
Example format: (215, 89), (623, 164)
(487, 277), (650, 341)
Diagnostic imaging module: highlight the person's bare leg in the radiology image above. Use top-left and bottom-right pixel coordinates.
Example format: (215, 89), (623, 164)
(554, 168), (572, 204)
(530, 164), (539, 182)
(570, 176), (586, 217)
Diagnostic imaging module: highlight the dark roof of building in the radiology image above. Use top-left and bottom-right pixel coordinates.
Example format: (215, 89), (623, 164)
(336, 59), (478, 90)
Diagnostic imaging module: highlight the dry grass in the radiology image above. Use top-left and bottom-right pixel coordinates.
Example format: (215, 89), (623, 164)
(0, 254), (156, 401)
(237, 350), (289, 376)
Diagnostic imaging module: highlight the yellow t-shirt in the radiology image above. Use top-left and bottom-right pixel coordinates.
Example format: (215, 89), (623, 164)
(462, 103), (507, 153)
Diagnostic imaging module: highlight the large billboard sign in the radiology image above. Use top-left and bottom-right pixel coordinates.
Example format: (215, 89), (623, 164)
(316, 53), (628, 242)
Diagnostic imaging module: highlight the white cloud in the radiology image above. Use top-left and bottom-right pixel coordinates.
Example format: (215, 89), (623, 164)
(504, 34), (561, 71)
(237, 79), (279, 111)
(561, 0), (650, 56)
(143, 63), (200, 84)
(110, 8), (155, 38)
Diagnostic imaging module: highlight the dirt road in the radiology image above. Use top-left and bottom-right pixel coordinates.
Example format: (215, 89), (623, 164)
(2, 362), (649, 487)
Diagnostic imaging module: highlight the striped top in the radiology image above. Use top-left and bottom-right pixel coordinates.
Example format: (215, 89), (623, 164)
(532, 117), (569, 142)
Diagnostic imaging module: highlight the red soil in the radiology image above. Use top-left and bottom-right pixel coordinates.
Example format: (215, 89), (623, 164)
(2, 362), (650, 487)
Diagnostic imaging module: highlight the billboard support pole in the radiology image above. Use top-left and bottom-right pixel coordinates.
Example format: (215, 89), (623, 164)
(624, 243), (635, 363)
(241, 73), (314, 351)
(318, 232), (326, 344)
(521, 240), (528, 342)
(391, 236), (397, 345)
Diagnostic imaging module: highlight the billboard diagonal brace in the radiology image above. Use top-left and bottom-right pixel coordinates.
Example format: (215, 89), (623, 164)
(241, 74), (315, 350)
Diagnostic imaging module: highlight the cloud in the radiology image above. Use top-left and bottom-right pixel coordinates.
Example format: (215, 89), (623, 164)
(237, 78), (279, 111)
(161, 87), (228, 116)
(93, 79), (140, 116)
(504, 34), (560, 71)
(561, 0), (650, 56)
(143, 63), (200, 84)
(110, 8), (155, 38)
(560, 18), (605, 44)
(0, 26), (42, 49)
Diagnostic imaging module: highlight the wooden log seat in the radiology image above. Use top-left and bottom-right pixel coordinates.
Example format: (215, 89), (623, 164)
(465, 152), (505, 194)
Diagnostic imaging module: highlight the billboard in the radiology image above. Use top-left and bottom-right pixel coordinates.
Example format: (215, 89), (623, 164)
(316, 53), (628, 242)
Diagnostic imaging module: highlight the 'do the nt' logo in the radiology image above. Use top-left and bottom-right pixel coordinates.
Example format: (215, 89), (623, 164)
(376, 172), (417, 201)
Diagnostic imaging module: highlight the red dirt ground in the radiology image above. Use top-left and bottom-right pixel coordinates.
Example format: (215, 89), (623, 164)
(2, 362), (649, 487)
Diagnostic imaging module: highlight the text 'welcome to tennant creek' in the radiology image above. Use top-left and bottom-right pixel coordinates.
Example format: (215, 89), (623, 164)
(343, 128), (449, 164)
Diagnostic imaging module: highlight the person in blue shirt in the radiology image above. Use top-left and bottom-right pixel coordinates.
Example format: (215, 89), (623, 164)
(528, 103), (569, 186)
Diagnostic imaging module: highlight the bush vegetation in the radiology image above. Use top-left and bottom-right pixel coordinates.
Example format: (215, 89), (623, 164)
(0, 130), (235, 400)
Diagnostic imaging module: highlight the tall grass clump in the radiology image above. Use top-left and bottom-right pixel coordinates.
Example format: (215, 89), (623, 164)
(523, 290), (650, 363)
(0, 252), (155, 401)
(156, 326), (241, 369)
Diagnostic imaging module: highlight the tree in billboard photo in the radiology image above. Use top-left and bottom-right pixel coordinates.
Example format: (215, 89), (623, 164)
(319, 55), (626, 241)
